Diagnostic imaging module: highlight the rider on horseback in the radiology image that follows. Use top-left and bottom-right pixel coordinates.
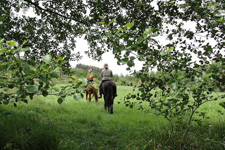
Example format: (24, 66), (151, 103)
(98, 63), (117, 98)
(84, 69), (94, 92)
(86, 69), (94, 84)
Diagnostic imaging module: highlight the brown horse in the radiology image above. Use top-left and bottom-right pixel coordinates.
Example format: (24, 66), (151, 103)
(86, 83), (98, 104)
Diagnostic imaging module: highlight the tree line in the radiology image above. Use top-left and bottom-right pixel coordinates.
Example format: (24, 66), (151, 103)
(71, 63), (140, 86)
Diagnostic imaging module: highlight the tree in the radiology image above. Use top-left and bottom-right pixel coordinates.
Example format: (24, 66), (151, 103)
(101, 0), (224, 146)
(0, 0), (89, 67)
(83, 0), (225, 146)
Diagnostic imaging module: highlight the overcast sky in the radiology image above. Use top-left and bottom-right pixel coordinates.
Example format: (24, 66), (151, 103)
(70, 21), (198, 76)
(70, 38), (144, 76)
(69, 20), (200, 76)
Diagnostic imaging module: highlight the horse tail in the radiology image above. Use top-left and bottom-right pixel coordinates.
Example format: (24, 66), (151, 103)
(106, 82), (114, 107)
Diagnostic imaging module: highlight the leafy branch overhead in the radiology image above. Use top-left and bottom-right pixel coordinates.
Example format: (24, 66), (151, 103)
(1, 0), (224, 62)
(0, 39), (83, 105)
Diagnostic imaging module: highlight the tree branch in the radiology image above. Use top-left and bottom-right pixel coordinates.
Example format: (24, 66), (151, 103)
(23, 0), (88, 25)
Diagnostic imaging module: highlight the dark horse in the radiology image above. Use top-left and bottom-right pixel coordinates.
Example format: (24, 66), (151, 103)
(86, 83), (98, 104)
(102, 80), (117, 114)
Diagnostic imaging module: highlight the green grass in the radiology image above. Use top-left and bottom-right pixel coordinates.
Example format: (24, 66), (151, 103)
(0, 86), (224, 150)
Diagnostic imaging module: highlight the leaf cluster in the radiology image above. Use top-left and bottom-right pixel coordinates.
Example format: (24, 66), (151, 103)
(0, 39), (82, 105)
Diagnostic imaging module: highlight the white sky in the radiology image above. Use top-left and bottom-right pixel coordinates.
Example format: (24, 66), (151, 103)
(70, 38), (144, 76)
(70, 21), (198, 76)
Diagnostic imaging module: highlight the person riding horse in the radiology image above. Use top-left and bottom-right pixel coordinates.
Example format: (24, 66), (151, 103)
(86, 69), (94, 85)
(99, 63), (117, 99)
(83, 69), (94, 93)
(85, 69), (98, 103)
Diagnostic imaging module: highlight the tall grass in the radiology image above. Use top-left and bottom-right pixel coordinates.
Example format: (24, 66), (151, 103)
(0, 86), (224, 150)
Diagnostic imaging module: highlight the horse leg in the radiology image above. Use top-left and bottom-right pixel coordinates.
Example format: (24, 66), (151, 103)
(107, 100), (112, 114)
(108, 104), (113, 114)
(94, 91), (98, 104)
(86, 91), (88, 101)
(111, 105), (113, 114)
(104, 100), (107, 110)
(89, 92), (91, 102)
(104, 95), (107, 110)
(107, 106), (110, 113)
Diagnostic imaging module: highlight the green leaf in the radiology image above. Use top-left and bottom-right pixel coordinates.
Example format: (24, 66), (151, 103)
(21, 99), (28, 104)
(143, 27), (153, 38)
(20, 47), (30, 52)
(7, 40), (18, 47)
(195, 82), (202, 88)
(0, 47), (7, 55)
(98, 21), (105, 25)
(57, 98), (63, 104)
(127, 60), (135, 67)
(9, 98), (15, 103)
(53, 87), (60, 92)
(73, 93), (82, 101)
(172, 83), (177, 90)
(0, 95), (3, 101)
(55, 56), (63, 62)
(118, 45), (125, 51)
(15, 89), (23, 97)
(118, 33), (124, 37)
(42, 90), (48, 97)
(168, 1), (174, 5)
(121, 58), (129, 64)
(168, 47), (174, 52)
(53, 67), (61, 72)
(216, 16), (224, 22)
(10, 48), (16, 54)
(219, 101), (225, 109)
(50, 72), (59, 78)
(0, 16), (4, 22)
(168, 98), (179, 104)
(107, 18), (115, 27)
(125, 20), (135, 29)
(177, 75), (184, 79)
(130, 56), (135, 61)
(26, 85), (38, 93)
(0, 39), (4, 47)
(130, 30), (137, 34)
(23, 64), (30, 75)
(22, 40), (28, 46)
(116, 29), (123, 33)
(127, 40), (132, 46)
(160, 51), (167, 56)
(43, 55), (52, 64)
(41, 65), (49, 72)
(204, 73), (213, 79)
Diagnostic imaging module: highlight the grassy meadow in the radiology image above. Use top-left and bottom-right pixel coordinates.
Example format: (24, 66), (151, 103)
(0, 85), (224, 150)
